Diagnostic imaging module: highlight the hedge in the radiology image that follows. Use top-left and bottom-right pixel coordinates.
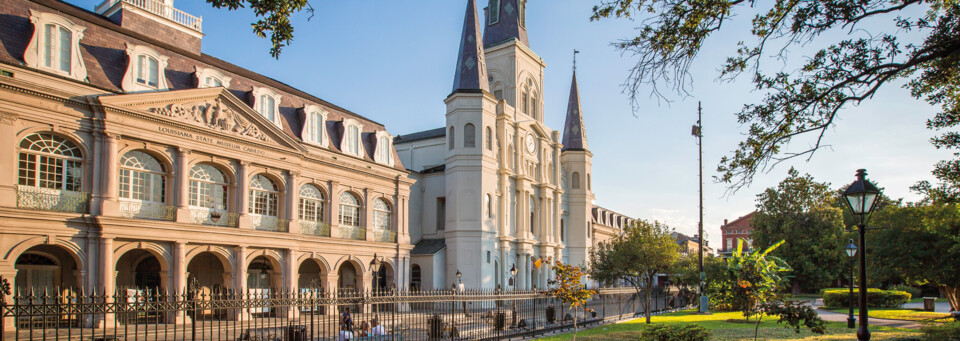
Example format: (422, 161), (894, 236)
(641, 324), (711, 341)
(889, 285), (921, 299)
(822, 288), (910, 308)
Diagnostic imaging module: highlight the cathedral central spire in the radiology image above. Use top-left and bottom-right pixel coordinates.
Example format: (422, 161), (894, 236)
(562, 70), (588, 151)
(483, 0), (529, 48)
(452, 0), (489, 94)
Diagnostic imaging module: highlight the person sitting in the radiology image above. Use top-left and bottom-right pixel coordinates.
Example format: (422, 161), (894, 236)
(340, 307), (353, 328)
(370, 318), (386, 336)
(337, 323), (354, 341)
(357, 321), (370, 337)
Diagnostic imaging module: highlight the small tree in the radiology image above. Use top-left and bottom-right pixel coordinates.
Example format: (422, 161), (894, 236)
(719, 239), (795, 340)
(589, 220), (679, 323)
(549, 262), (596, 341)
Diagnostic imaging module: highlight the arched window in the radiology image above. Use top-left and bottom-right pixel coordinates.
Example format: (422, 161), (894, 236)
(410, 264), (422, 291)
(587, 173), (592, 190)
(521, 88), (529, 114)
(346, 125), (359, 155)
(249, 174), (279, 216)
(136, 55), (159, 88)
(464, 123), (476, 148)
(571, 172), (581, 189)
(338, 192), (361, 227)
(530, 92), (538, 119)
(529, 196), (536, 234)
(259, 94), (276, 122)
(26, 12), (87, 80)
(119, 150), (165, 202)
(448, 127), (455, 150)
(485, 127), (493, 150)
(485, 194), (493, 218)
(299, 184), (324, 222)
(560, 219), (565, 242)
(18, 133), (83, 191)
(43, 24), (72, 74)
(372, 198), (391, 230)
(253, 87), (282, 127)
(188, 164), (228, 210)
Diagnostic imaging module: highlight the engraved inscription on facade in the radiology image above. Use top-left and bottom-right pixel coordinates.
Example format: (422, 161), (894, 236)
(148, 99), (267, 141)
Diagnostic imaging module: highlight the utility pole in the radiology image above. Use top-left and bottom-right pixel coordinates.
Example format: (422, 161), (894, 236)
(691, 102), (708, 313)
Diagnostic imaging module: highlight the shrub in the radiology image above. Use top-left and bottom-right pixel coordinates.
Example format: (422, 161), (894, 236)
(890, 285), (921, 299)
(822, 288), (910, 308)
(920, 322), (960, 341)
(641, 324), (711, 341)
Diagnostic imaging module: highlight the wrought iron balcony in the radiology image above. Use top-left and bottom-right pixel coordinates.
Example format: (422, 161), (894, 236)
(338, 226), (366, 240)
(96, 0), (202, 32)
(119, 201), (176, 221)
(372, 229), (397, 243)
(189, 208), (238, 227)
(16, 185), (89, 214)
(299, 221), (331, 237)
(250, 215), (289, 232)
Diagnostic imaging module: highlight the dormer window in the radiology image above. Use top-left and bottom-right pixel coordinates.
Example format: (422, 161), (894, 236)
(374, 131), (394, 166)
(195, 66), (232, 89)
(342, 119), (364, 158)
(121, 44), (169, 92)
(252, 87), (283, 127)
(301, 105), (328, 148)
(25, 10), (87, 81)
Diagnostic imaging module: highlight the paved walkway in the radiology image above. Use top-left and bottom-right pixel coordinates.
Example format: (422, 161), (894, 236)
(806, 298), (928, 329)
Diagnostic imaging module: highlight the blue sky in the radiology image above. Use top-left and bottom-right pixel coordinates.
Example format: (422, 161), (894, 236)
(70, 0), (948, 248)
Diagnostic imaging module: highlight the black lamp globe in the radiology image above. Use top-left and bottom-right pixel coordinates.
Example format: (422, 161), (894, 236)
(845, 239), (858, 258)
(510, 264), (518, 277)
(456, 270), (462, 279)
(843, 169), (881, 225)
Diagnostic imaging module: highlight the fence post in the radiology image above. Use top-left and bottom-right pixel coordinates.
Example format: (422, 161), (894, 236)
(0, 276), (8, 341)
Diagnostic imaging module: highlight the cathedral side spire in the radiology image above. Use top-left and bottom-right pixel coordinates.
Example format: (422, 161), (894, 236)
(483, 0), (529, 48)
(562, 70), (588, 151)
(452, 0), (490, 93)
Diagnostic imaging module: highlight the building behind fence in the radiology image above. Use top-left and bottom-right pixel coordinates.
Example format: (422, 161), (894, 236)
(1, 283), (690, 341)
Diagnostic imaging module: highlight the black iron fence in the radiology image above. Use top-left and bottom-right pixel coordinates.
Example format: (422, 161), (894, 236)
(0, 284), (690, 340)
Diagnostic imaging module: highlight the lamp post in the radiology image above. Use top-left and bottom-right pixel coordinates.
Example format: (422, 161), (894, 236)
(369, 253), (382, 317)
(842, 169), (881, 341)
(510, 264), (518, 290)
(845, 239), (858, 329)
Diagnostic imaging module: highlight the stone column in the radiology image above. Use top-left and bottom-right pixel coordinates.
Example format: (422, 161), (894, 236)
(235, 246), (249, 320)
(99, 237), (115, 327)
(326, 274), (339, 315)
(538, 192), (547, 241)
(553, 191), (561, 243)
(175, 148), (191, 223)
(237, 162), (250, 229)
(328, 181), (340, 238)
(100, 134), (120, 216)
(286, 171), (298, 234)
(364, 188), (374, 241)
(285, 248), (298, 318)
(173, 242), (187, 324)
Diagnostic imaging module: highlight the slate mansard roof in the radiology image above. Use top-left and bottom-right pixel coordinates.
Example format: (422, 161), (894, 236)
(0, 0), (404, 170)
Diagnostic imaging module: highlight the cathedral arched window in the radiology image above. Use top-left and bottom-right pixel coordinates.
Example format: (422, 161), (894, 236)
(486, 127), (493, 150)
(448, 127), (455, 150)
(571, 172), (581, 189)
(529, 196), (536, 234)
(521, 88), (529, 115)
(18, 133), (83, 192)
(485, 194), (493, 219)
(373, 198), (391, 230)
(119, 150), (166, 203)
(464, 123), (476, 148)
(531, 92), (538, 120)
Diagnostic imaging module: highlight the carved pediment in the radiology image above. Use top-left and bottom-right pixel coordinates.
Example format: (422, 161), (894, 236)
(148, 99), (267, 141)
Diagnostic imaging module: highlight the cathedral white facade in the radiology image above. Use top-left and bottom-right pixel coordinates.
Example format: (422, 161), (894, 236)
(395, 0), (633, 290)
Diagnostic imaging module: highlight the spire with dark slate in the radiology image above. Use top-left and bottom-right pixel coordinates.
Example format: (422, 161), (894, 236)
(483, 0), (529, 48)
(452, 0), (489, 93)
(562, 71), (588, 151)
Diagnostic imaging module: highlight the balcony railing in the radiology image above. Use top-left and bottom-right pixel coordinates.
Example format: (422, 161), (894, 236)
(16, 185), (89, 214)
(190, 208), (238, 227)
(96, 0), (202, 32)
(250, 215), (289, 232)
(338, 226), (366, 240)
(372, 229), (397, 243)
(299, 221), (331, 237)
(119, 201), (176, 221)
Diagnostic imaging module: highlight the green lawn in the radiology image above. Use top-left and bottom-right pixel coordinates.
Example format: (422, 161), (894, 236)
(537, 310), (921, 341)
(822, 307), (952, 323)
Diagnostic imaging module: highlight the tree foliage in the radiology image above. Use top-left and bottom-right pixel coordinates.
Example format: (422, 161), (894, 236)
(549, 262), (596, 340)
(591, 0), (960, 191)
(589, 219), (679, 323)
(713, 240), (796, 340)
(205, 0), (312, 58)
(751, 168), (846, 292)
(869, 203), (960, 311)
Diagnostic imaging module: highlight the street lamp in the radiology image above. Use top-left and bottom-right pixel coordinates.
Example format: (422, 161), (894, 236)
(456, 270), (462, 284)
(842, 169), (881, 341)
(845, 239), (858, 329)
(369, 253), (382, 292)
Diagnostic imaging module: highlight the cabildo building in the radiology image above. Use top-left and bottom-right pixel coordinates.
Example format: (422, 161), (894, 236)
(0, 0), (634, 308)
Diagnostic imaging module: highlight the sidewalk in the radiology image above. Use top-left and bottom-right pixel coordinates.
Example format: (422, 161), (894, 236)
(806, 298), (925, 329)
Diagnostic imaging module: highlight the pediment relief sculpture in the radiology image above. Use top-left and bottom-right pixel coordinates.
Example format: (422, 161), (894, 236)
(148, 99), (267, 141)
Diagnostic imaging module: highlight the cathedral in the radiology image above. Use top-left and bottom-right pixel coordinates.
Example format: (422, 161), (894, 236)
(395, 0), (634, 290)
